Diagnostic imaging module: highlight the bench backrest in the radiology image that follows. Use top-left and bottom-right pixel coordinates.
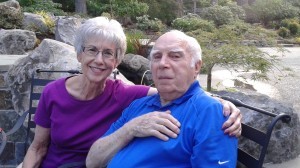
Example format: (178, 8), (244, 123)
(221, 96), (291, 168)
(24, 69), (81, 151)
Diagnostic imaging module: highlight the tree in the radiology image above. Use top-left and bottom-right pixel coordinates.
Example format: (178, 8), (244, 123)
(188, 21), (282, 91)
(75, 0), (87, 14)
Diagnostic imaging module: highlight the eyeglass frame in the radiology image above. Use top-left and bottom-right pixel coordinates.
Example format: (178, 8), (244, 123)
(82, 46), (117, 60)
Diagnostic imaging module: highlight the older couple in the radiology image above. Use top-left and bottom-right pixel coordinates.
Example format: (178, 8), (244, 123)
(22, 17), (240, 168)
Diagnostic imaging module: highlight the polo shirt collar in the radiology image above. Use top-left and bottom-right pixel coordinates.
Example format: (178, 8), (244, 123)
(147, 81), (204, 108)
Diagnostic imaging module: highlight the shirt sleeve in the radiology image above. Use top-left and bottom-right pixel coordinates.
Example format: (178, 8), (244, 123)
(191, 103), (238, 168)
(34, 85), (52, 128)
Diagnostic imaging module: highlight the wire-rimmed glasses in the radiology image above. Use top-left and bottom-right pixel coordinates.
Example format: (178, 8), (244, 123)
(82, 46), (116, 60)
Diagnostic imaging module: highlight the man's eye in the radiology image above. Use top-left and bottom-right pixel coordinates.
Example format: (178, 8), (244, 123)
(170, 54), (181, 59)
(153, 55), (161, 60)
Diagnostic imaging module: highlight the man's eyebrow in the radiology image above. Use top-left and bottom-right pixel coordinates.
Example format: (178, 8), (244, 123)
(169, 49), (184, 53)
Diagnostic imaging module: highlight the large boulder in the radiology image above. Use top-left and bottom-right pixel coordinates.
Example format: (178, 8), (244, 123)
(55, 16), (84, 45)
(214, 91), (300, 164)
(5, 39), (81, 114)
(22, 12), (50, 34)
(0, 29), (37, 55)
(0, 0), (23, 29)
(118, 53), (153, 86)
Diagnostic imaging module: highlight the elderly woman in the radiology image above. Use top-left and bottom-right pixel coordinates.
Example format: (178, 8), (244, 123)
(21, 17), (241, 167)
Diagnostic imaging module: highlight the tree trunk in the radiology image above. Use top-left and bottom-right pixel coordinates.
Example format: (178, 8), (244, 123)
(206, 66), (214, 92)
(193, 0), (197, 14)
(75, 0), (87, 14)
(176, 0), (184, 17)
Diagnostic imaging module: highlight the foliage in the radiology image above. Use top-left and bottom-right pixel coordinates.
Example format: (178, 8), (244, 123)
(19, 0), (65, 16)
(245, 0), (300, 26)
(187, 20), (281, 91)
(200, 5), (234, 27)
(0, 5), (23, 29)
(126, 29), (157, 57)
(87, 0), (148, 19)
(278, 27), (291, 38)
(171, 13), (215, 32)
(35, 11), (55, 34)
(136, 15), (166, 32)
(101, 12), (112, 19)
(140, 0), (180, 25)
(227, 2), (246, 20)
(280, 18), (300, 36)
(126, 29), (146, 55)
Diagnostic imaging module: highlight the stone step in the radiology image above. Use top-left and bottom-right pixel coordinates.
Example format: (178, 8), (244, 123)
(0, 55), (28, 72)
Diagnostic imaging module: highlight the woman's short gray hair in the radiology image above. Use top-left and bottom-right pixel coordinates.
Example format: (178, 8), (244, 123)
(74, 17), (126, 64)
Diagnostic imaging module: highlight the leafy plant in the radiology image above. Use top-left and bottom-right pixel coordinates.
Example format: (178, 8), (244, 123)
(136, 15), (166, 32)
(245, 0), (300, 26)
(171, 13), (215, 32)
(126, 29), (157, 57)
(20, 0), (65, 16)
(200, 5), (234, 27)
(278, 27), (290, 38)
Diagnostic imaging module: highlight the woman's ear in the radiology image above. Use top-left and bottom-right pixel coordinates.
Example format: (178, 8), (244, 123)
(77, 53), (83, 63)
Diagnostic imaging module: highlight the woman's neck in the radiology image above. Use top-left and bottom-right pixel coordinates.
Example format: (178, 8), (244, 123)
(66, 75), (106, 101)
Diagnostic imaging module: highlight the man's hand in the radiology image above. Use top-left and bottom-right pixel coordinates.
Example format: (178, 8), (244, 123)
(126, 110), (181, 141)
(215, 97), (242, 137)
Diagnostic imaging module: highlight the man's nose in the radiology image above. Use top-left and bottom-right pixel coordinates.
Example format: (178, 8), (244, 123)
(158, 55), (169, 67)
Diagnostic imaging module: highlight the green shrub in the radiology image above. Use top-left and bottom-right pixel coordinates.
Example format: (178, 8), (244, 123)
(278, 27), (290, 38)
(200, 5), (234, 27)
(295, 37), (300, 44)
(126, 30), (146, 54)
(35, 11), (55, 34)
(20, 0), (65, 16)
(171, 14), (215, 32)
(101, 12), (111, 19)
(136, 15), (165, 32)
(246, 0), (300, 26)
(280, 18), (300, 35)
(140, 0), (179, 25)
(288, 22), (300, 35)
(0, 5), (23, 29)
(227, 2), (246, 20)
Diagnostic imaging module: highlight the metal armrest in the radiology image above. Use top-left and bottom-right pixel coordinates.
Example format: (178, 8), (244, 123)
(6, 111), (29, 136)
(0, 129), (7, 156)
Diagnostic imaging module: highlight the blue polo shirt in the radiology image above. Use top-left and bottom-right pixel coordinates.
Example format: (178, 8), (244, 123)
(104, 81), (238, 168)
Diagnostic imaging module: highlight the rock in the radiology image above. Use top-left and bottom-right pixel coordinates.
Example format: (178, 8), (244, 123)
(5, 39), (81, 113)
(55, 16), (84, 45)
(22, 12), (50, 34)
(118, 53), (153, 86)
(214, 91), (300, 164)
(0, 0), (23, 29)
(0, 29), (37, 55)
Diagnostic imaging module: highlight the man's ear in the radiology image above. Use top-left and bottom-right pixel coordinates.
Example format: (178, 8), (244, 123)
(195, 60), (202, 74)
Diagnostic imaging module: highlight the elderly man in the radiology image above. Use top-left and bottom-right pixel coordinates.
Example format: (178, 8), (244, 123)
(86, 30), (238, 168)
